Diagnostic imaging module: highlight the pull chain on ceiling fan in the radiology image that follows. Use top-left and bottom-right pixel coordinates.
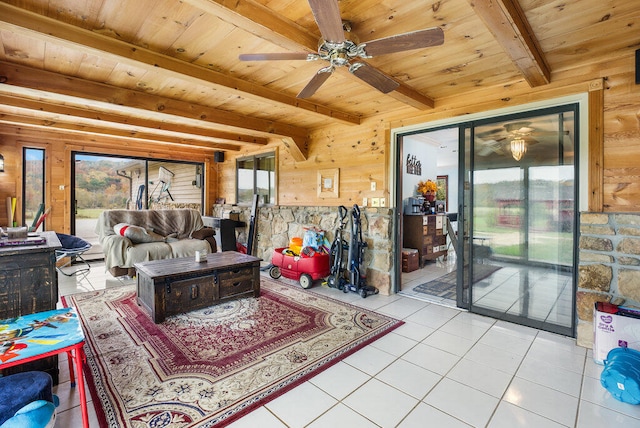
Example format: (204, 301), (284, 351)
(238, 0), (444, 99)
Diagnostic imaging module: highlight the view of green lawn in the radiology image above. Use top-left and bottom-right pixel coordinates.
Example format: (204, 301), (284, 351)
(76, 208), (105, 219)
(474, 206), (574, 266)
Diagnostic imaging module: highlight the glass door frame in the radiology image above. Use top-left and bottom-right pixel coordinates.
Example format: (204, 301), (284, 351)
(391, 94), (589, 338)
(460, 104), (579, 337)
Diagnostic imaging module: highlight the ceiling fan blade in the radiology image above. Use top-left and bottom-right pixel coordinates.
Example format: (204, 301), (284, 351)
(308, 0), (345, 43)
(297, 67), (333, 99)
(361, 27), (444, 57)
(239, 52), (313, 61)
(349, 63), (399, 94)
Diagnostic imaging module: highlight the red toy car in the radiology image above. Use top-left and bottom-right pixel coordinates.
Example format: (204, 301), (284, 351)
(269, 247), (330, 289)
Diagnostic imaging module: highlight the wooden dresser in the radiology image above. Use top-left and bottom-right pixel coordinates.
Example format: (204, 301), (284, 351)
(0, 231), (61, 383)
(403, 214), (448, 267)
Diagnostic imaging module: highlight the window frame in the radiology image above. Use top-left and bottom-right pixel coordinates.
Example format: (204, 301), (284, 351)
(235, 151), (276, 206)
(22, 147), (46, 230)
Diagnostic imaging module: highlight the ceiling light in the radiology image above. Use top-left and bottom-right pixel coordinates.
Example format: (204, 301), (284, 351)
(510, 138), (526, 161)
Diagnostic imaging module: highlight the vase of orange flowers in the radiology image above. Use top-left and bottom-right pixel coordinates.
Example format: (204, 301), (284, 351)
(417, 179), (437, 201)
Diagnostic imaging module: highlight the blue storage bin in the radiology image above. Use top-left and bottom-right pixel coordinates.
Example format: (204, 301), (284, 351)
(601, 347), (640, 405)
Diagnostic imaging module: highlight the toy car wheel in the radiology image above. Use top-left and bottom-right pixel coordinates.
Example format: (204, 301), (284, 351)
(269, 266), (281, 279)
(299, 273), (313, 289)
(360, 289), (368, 298)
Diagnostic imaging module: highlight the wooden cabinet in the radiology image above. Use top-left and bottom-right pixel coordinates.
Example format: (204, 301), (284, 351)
(0, 231), (61, 383)
(135, 251), (261, 323)
(403, 215), (448, 267)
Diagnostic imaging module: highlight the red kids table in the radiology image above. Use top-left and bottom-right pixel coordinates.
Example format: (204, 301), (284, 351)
(0, 307), (88, 427)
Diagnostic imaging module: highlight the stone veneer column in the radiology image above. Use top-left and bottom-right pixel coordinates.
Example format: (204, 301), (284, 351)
(212, 204), (394, 295)
(577, 213), (640, 347)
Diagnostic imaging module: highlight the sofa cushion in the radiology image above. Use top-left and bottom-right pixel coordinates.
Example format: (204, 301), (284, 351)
(114, 223), (166, 244)
(124, 242), (173, 266)
(168, 239), (209, 259)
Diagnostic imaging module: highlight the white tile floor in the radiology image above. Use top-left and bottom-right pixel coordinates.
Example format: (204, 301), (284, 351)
(400, 254), (574, 331)
(53, 261), (640, 427)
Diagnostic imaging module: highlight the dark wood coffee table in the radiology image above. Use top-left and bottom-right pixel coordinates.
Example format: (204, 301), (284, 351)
(135, 251), (262, 323)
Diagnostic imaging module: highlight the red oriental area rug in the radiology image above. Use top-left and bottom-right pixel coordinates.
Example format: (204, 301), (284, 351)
(63, 277), (402, 427)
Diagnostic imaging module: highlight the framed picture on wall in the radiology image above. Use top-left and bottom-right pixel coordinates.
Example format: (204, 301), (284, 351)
(436, 175), (448, 211)
(317, 168), (339, 198)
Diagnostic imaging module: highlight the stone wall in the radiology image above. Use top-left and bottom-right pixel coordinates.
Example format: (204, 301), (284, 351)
(212, 204), (394, 294)
(577, 213), (640, 347)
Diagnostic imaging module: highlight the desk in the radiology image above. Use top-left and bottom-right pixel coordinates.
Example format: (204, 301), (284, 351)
(202, 216), (247, 252)
(0, 308), (89, 428)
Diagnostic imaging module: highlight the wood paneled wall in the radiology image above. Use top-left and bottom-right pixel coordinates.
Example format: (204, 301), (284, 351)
(216, 118), (390, 208)
(603, 69), (640, 212)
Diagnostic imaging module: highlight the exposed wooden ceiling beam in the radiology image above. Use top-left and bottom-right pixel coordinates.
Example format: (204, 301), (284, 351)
(187, 0), (435, 110)
(0, 61), (304, 139)
(0, 109), (242, 151)
(0, 122), (228, 158)
(0, 90), (270, 147)
(467, 0), (551, 86)
(0, 61), (310, 155)
(0, 2), (359, 127)
(0, 52), (310, 163)
(184, 0), (319, 52)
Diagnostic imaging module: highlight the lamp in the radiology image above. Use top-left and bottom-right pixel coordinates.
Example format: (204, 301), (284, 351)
(0, 154), (4, 172)
(510, 138), (526, 161)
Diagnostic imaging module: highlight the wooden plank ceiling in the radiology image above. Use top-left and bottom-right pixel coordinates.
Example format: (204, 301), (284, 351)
(0, 0), (637, 161)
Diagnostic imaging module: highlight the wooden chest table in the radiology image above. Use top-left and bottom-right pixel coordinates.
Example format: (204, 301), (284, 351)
(135, 251), (262, 323)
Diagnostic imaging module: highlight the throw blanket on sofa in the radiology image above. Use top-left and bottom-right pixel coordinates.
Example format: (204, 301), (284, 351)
(95, 209), (210, 272)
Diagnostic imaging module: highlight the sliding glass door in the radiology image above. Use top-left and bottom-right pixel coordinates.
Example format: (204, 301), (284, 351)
(72, 153), (205, 260)
(463, 106), (577, 336)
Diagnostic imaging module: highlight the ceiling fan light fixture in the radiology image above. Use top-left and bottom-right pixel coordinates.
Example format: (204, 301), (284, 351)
(510, 137), (526, 161)
(238, 1), (444, 97)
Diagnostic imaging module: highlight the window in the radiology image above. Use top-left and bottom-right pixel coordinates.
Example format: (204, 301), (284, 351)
(236, 152), (276, 205)
(71, 152), (204, 259)
(22, 148), (45, 230)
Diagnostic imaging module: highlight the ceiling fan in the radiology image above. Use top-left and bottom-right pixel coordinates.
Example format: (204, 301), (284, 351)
(238, 0), (444, 99)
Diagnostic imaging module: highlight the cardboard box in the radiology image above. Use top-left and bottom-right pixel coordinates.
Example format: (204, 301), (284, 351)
(593, 302), (640, 364)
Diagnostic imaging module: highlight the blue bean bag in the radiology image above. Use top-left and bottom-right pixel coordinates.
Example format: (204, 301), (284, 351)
(0, 371), (59, 428)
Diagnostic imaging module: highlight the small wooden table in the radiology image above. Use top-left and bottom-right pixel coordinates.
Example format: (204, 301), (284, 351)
(0, 307), (89, 428)
(135, 251), (262, 323)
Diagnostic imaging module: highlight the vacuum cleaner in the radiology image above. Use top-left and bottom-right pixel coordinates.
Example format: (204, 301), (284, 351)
(342, 204), (378, 298)
(327, 205), (349, 290)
